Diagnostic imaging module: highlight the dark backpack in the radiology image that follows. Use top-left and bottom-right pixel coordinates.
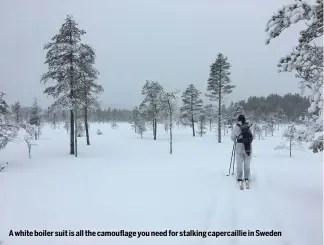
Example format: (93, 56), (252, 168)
(237, 123), (253, 156)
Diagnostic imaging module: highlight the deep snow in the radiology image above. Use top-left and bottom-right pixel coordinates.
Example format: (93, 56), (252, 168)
(0, 123), (322, 245)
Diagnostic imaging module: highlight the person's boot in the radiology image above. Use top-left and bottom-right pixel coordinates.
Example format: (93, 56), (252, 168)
(244, 178), (250, 189)
(237, 179), (243, 190)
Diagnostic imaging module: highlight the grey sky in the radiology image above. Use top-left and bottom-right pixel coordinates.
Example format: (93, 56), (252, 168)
(0, 0), (304, 109)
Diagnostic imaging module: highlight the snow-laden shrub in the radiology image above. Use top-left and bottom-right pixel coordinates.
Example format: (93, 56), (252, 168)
(274, 124), (303, 157)
(96, 129), (103, 135)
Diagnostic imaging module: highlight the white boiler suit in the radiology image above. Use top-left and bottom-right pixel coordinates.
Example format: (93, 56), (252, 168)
(231, 123), (252, 181)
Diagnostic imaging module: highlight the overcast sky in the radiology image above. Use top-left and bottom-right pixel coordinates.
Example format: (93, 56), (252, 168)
(0, 0), (306, 109)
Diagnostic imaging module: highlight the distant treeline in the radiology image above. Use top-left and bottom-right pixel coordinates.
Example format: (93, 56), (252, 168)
(226, 93), (310, 121)
(12, 92), (310, 124)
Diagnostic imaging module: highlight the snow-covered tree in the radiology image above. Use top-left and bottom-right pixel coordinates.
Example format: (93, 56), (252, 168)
(266, 112), (277, 136)
(75, 44), (103, 145)
(24, 134), (33, 159)
(133, 104), (148, 138)
(231, 104), (245, 125)
(197, 108), (207, 137)
(206, 53), (235, 143)
(252, 123), (263, 140)
(29, 98), (41, 140)
(275, 124), (302, 157)
(204, 104), (215, 131)
(76, 120), (84, 137)
(111, 121), (118, 129)
(180, 84), (203, 137)
(297, 119), (323, 152)
(221, 112), (230, 135)
(96, 129), (103, 135)
(110, 108), (119, 129)
(21, 123), (38, 159)
(62, 110), (69, 133)
(41, 15), (87, 155)
(141, 80), (164, 140)
(136, 120), (146, 138)
(161, 90), (179, 154)
(131, 107), (139, 133)
(265, 0), (323, 153)
(0, 92), (18, 150)
(275, 107), (286, 130)
(12, 101), (21, 124)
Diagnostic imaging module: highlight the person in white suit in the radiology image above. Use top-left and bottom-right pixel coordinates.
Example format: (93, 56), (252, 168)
(231, 114), (253, 183)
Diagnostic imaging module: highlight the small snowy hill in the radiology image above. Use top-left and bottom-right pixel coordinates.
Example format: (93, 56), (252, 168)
(0, 123), (322, 245)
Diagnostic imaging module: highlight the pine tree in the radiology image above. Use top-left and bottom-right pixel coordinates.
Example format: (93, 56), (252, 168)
(180, 84), (203, 137)
(29, 98), (41, 140)
(206, 53), (235, 143)
(221, 112), (230, 135)
(161, 90), (179, 154)
(204, 104), (214, 131)
(41, 15), (87, 155)
(141, 80), (164, 140)
(76, 44), (103, 145)
(111, 109), (119, 129)
(0, 92), (18, 150)
(197, 108), (207, 137)
(275, 124), (300, 157)
(12, 101), (21, 124)
(265, 0), (323, 153)
(136, 104), (147, 138)
(131, 106), (140, 133)
(137, 120), (146, 138)
(231, 103), (245, 125)
(252, 123), (263, 140)
(76, 120), (84, 137)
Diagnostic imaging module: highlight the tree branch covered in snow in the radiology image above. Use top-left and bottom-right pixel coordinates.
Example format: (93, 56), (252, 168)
(265, 0), (322, 45)
(265, 0), (323, 153)
(0, 92), (18, 150)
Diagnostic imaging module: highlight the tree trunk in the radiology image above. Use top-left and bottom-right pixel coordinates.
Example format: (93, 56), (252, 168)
(69, 22), (75, 155)
(152, 117), (155, 137)
(169, 109), (172, 154)
(209, 119), (212, 131)
(74, 107), (78, 157)
(70, 109), (74, 155)
(218, 93), (222, 143)
(191, 114), (195, 137)
(289, 139), (292, 157)
(84, 106), (90, 145)
(154, 117), (157, 140)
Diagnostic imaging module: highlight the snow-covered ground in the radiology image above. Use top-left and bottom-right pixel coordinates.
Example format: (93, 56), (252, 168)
(0, 123), (322, 245)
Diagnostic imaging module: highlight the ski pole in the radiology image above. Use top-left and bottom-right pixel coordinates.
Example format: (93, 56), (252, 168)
(231, 136), (238, 175)
(227, 141), (235, 176)
(231, 142), (236, 175)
